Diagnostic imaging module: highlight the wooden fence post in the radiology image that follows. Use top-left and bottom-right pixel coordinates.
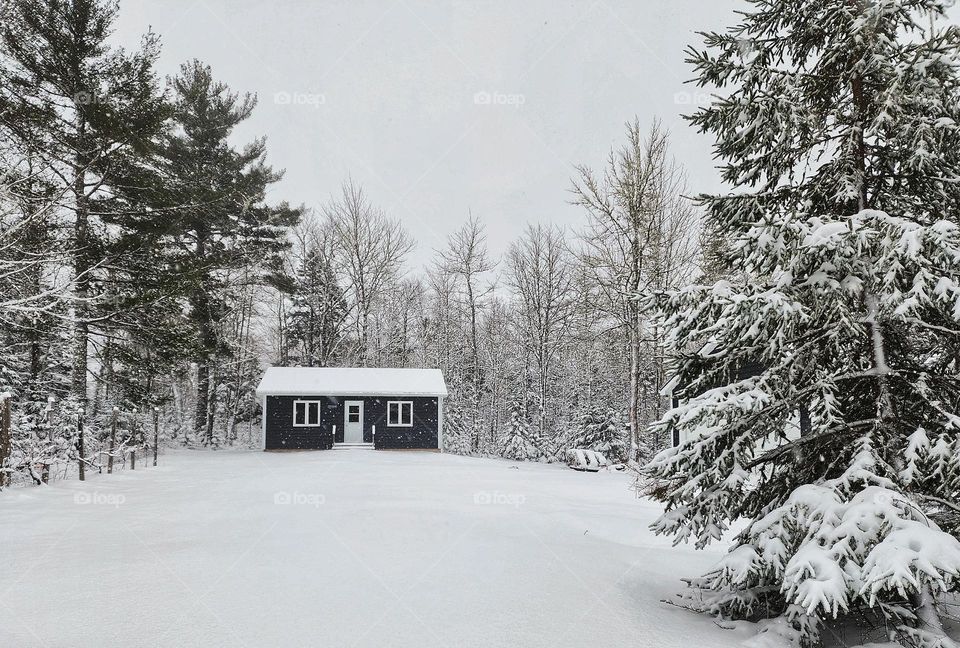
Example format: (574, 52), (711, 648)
(76, 408), (85, 482)
(0, 394), (11, 489)
(152, 407), (159, 467)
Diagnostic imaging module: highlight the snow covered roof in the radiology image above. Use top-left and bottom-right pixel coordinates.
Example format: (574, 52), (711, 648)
(255, 367), (448, 398)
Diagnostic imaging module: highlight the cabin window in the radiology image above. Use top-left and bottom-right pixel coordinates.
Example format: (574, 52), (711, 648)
(293, 400), (322, 426)
(387, 401), (413, 427)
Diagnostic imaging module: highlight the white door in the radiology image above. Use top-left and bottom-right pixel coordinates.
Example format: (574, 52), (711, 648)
(343, 401), (364, 443)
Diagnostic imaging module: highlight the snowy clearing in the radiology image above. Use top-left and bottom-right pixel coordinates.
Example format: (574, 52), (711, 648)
(1, 449), (746, 648)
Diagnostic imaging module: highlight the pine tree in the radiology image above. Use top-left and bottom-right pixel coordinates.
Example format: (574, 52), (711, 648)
(1, 0), (169, 477)
(110, 300), (194, 406)
(152, 60), (300, 443)
(287, 244), (349, 367)
(440, 397), (471, 454)
(501, 398), (537, 461)
(570, 410), (629, 464)
(646, 2), (960, 646)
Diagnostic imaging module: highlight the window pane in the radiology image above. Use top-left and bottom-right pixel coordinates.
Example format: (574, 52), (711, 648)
(387, 402), (397, 425)
(388, 402), (412, 426)
(308, 402), (319, 425)
(348, 411), (359, 423)
(294, 402), (306, 425)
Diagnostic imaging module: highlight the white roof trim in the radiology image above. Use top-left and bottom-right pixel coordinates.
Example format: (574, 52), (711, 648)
(255, 367), (448, 398)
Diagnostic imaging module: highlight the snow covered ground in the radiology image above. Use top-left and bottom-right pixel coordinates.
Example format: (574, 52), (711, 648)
(1, 449), (748, 648)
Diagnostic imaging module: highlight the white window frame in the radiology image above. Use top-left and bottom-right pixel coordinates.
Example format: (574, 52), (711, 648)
(292, 399), (322, 427)
(345, 402), (362, 424)
(386, 400), (413, 427)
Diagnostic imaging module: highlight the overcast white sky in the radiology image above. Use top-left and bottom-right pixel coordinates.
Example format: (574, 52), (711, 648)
(113, 0), (744, 260)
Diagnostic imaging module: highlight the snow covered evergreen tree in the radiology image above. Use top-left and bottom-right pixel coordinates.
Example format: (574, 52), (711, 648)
(501, 398), (538, 461)
(286, 243), (348, 367)
(441, 396), (472, 455)
(570, 410), (629, 464)
(647, 1), (960, 646)
(1, 0), (169, 478)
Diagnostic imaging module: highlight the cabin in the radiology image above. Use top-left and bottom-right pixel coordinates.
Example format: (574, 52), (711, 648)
(255, 367), (448, 451)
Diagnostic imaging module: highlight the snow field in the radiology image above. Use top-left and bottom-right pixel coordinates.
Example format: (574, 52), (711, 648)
(0, 449), (748, 648)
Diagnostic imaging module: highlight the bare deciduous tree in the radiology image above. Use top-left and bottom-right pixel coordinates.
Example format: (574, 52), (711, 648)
(505, 223), (576, 442)
(324, 179), (413, 366)
(437, 214), (496, 449)
(572, 119), (699, 458)
(438, 214), (495, 390)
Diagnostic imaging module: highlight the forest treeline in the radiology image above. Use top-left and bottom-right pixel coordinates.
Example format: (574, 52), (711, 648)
(0, 0), (698, 484)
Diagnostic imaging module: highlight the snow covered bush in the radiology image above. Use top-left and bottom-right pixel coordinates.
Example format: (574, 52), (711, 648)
(646, 0), (960, 646)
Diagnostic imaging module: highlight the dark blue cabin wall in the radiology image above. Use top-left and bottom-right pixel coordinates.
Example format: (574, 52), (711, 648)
(365, 397), (439, 449)
(264, 395), (439, 450)
(265, 395), (335, 450)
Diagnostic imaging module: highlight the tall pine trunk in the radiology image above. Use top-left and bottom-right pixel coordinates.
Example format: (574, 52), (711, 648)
(71, 118), (89, 481)
(26, 188), (44, 382)
(195, 361), (210, 444)
(192, 232), (216, 445)
(0, 395), (10, 488)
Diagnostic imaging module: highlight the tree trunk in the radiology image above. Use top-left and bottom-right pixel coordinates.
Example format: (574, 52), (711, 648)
(76, 410), (85, 482)
(851, 74), (869, 212)
(276, 298), (288, 365)
(41, 401), (53, 484)
(628, 329), (640, 461)
(195, 361), (209, 443)
(72, 143), (89, 482)
(153, 408), (159, 467)
(192, 230), (216, 444)
(910, 584), (954, 646)
(467, 278), (482, 387)
(0, 395), (10, 489)
(537, 341), (548, 449)
(101, 318), (114, 412)
(108, 408), (117, 474)
(360, 306), (370, 367)
(71, 217), (89, 391)
(171, 380), (184, 439)
(206, 366), (216, 445)
(27, 214), (43, 381)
